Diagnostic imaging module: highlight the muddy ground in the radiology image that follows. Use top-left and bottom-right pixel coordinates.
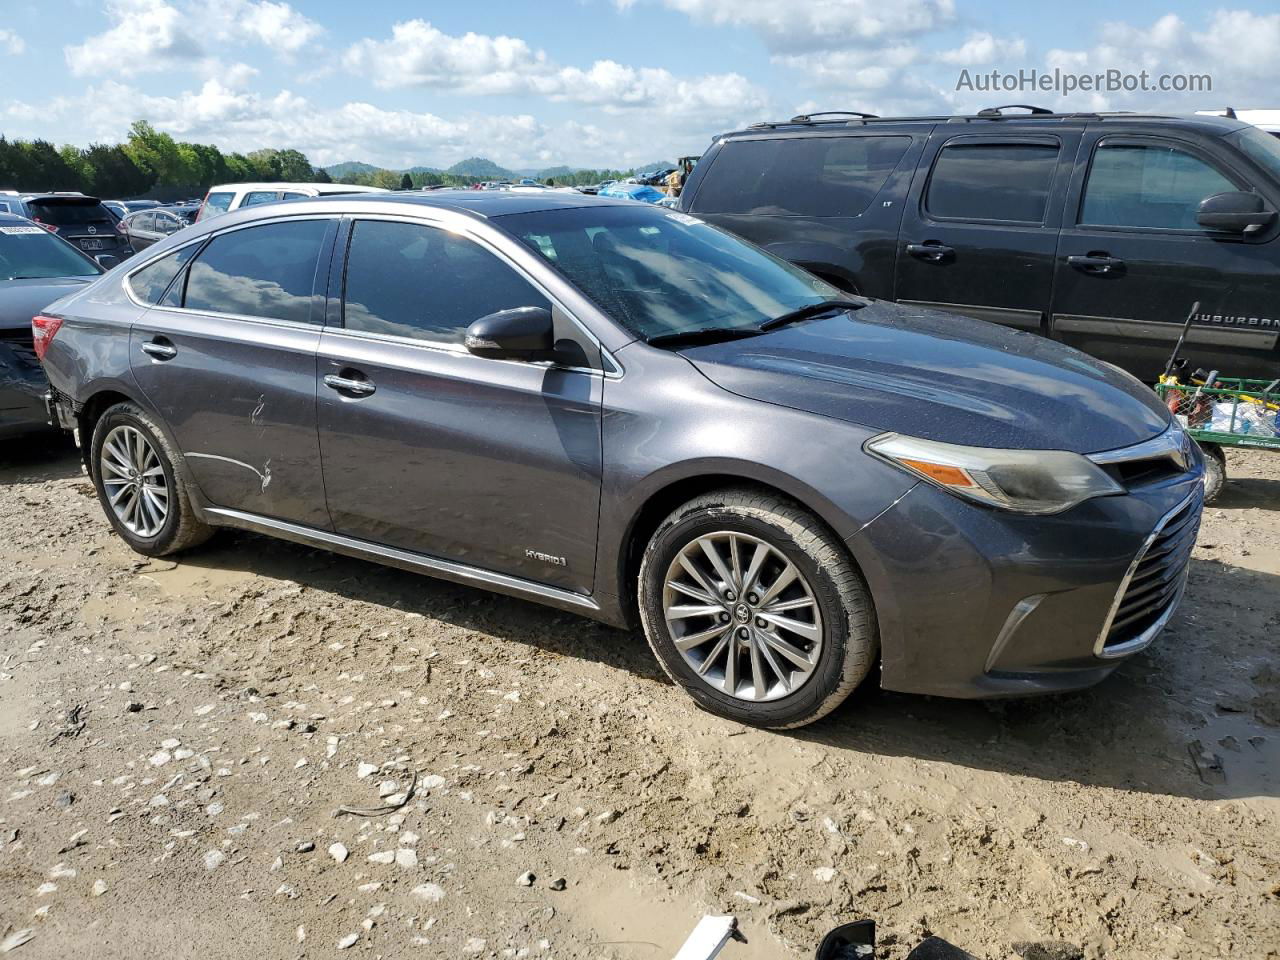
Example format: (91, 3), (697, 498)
(0, 437), (1277, 960)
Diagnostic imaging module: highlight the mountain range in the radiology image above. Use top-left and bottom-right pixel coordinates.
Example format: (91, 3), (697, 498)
(324, 157), (675, 180)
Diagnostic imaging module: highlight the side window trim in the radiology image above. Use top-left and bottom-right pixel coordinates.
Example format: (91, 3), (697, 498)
(329, 214), (612, 373)
(1075, 134), (1249, 234)
(123, 236), (209, 308)
(921, 134), (1064, 226)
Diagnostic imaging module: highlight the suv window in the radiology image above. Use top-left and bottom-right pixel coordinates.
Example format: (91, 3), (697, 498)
(129, 244), (200, 305)
(1081, 143), (1237, 229)
(242, 191), (280, 208)
(203, 192), (234, 216)
(183, 219), (329, 324)
(27, 200), (116, 227)
(342, 219), (549, 345)
(925, 142), (1060, 222)
(690, 136), (910, 217)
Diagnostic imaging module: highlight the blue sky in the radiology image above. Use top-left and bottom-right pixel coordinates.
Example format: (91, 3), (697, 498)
(1, 1), (1277, 170)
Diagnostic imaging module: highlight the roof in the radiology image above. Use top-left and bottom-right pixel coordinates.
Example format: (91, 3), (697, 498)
(204, 182), (386, 194)
(317, 189), (633, 217)
(718, 110), (1250, 139)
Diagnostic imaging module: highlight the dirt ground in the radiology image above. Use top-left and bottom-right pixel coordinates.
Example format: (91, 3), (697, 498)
(0, 436), (1276, 960)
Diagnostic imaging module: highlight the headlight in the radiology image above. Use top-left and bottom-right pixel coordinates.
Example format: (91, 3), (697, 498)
(865, 433), (1124, 515)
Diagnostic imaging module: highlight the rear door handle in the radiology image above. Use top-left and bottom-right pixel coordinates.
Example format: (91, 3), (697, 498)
(906, 242), (955, 263)
(140, 340), (176, 360)
(1067, 254), (1125, 274)
(323, 373), (376, 397)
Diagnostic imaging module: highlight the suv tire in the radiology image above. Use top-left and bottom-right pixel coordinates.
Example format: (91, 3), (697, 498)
(90, 402), (213, 557)
(638, 488), (877, 729)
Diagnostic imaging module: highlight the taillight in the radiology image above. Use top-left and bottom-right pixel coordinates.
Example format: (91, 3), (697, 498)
(196, 194), (209, 221)
(32, 218), (57, 233)
(32, 315), (64, 361)
(116, 219), (128, 235)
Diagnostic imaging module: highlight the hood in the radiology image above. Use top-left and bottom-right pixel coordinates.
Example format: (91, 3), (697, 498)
(679, 301), (1171, 454)
(0, 277), (93, 330)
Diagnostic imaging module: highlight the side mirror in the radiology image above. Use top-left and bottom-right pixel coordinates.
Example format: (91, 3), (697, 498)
(1196, 191), (1277, 233)
(464, 306), (555, 361)
(95, 254), (121, 269)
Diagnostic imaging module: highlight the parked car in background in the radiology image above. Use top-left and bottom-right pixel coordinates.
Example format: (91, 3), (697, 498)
(0, 191), (21, 215)
(121, 207), (190, 251)
(681, 107), (1280, 380)
(5, 194), (132, 265)
(163, 204), (201, 226)
(0, 213), (102, 437)
(39, 192), (1202, 728)
(196, 182), (386, 221)
(103, 199), (162, 220)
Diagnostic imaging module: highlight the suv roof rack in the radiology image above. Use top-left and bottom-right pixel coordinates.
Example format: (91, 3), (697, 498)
(977, 104), (1054, 117)
(788, 111), (879, 123)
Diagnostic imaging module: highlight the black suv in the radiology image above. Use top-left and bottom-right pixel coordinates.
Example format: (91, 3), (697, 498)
(681, 106), (1280, 380)
(10, 194), (132, 265)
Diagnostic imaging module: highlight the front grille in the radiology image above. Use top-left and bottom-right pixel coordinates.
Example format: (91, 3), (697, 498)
(1101, 489), (1202, 652)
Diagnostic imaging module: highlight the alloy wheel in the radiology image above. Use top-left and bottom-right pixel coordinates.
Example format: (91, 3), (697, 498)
(662, 531), (824, 701)
(100, 425), (169, 538)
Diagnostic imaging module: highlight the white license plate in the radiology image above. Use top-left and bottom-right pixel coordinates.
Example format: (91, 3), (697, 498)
(79, 239), (103, 251)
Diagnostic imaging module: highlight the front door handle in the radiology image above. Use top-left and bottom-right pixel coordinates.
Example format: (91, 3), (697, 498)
(906, 242), (955, 263)
(323, 373), (376, 397)
(1067, 254), (1125, 275)
(140, 339), (176, 360)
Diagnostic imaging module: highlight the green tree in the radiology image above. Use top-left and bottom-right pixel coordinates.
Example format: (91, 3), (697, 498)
(399, 172), (413, 190)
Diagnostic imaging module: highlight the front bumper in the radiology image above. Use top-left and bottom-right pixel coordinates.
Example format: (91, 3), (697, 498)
(849, 465), (1204, 699)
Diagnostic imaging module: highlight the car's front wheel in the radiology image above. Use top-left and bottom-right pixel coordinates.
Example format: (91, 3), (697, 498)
(638, 488), (877, 729)
(89, 401), (213, 556)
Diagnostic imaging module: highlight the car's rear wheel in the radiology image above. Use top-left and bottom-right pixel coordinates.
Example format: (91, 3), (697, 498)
(638, 488), (877, 729)
(90, 402), (212, 556)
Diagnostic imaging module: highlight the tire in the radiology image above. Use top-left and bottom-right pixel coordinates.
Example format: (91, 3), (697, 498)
(1198, 441), (1226, 504)
(637, 487), (878, 729)
(89, 401), (213, 557)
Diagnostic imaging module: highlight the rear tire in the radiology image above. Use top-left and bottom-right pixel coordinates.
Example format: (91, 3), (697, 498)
(1198, 441), (1226, 504)
(89, 402), (213, 557)
(637, 488), (877, 729)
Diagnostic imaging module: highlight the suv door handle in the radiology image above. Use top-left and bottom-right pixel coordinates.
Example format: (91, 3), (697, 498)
(323, 373), (376, 397)
(140, 339), (177, 360)
(906, 242), (954, 263)
(1067, 254), (1125, 275)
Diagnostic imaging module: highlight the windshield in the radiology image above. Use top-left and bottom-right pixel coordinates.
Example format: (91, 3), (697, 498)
(1229, 126), (1280, 180)
(27, 201), (114, 226)
(495, 205), (839, 340)
(0, 225), (101, 280)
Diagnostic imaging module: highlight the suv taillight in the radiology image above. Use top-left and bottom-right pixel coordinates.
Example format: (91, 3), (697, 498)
(32, 218), (57, 233)
(196, 194), (209, 221)
(32, 315), (64, 361)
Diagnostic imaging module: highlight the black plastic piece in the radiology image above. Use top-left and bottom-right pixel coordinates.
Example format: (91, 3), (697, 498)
(790, 111), (880, 123)
(816, 920), (875, 959)
(978, 104), (1054, 117)
(906, 937), (980, 960)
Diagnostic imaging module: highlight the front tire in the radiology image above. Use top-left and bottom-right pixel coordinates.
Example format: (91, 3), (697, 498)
(90, 402), (213, 556)
(638, 488), (877, 729)
(1198, 441), (1226, 504)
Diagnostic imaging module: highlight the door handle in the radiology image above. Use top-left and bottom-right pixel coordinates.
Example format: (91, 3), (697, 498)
(140, 340), (176, 360)
(906, 242), (955, 263)
(1067, 254), (1125, 275)
(323, 373), (376, 397)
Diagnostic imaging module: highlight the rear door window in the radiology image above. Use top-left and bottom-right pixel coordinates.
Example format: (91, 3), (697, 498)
(129, 244), (200, 305)
(1080, 142), (1237, 229)
(341, 219), (549, 345)
(690, 136), (910, 217)
(183, 219), (330, 324)
(925, 142), (1060, 223)
(242, 190), (281, 208)
(131, 213), (155, 233)
(203, 192), (234, 216)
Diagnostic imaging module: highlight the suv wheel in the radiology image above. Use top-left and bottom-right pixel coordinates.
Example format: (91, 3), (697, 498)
(90, 402), (212, 556)
(638, 488), (877, 729)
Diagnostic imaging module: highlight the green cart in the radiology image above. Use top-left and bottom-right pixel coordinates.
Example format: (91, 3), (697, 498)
(1155, 375), (1280, 502)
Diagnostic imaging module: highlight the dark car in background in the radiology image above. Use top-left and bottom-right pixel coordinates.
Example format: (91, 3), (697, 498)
(120, 207), (191, 251)
(0, 213), (102, 437)
(103, 199), (163, 220)
(38, 192), (1202, 728)
(7, 194), (133, 264)
(681, 107), (1280, 381)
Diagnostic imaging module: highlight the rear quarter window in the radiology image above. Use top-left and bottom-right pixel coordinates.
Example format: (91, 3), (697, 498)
(925, 142), (1060, 223)
(689, 136), (911, 217)
(128, 244), (200, 305)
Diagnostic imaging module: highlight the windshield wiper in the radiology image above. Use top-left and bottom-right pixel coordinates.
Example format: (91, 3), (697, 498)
(645, 327), (765, 349)
(758, 298), (861, 332)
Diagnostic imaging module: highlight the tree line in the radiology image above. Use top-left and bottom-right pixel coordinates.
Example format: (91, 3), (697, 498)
(0, 121), (329, 198)
(334, 167), (637, 190)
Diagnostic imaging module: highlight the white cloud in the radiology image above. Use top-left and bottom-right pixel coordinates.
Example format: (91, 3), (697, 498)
(0, 29), (25, 55)
(1043, 10), (1280, 110)
(632, 0), (957, 52)
(938, 32), (1027, 66)
(64, 0), (322, 76)
(343, 19), (767, 125)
